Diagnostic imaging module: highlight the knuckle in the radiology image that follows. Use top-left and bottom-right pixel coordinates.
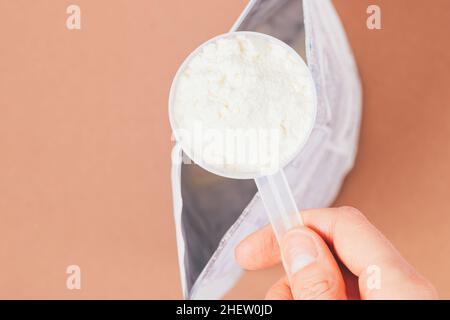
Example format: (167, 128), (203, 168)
(333, 206), (369, 239)
(293, 269), (338, 300)
(338, 206), (365, 220)
(339, 206), (364, 217)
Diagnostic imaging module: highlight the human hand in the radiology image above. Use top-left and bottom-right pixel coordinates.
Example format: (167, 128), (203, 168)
(235, 207), (437, 300)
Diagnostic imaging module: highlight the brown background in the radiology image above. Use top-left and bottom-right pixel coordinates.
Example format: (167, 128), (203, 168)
(0, 0), (449, 299)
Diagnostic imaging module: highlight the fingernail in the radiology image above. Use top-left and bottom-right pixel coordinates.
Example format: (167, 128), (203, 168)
(282, 230), (318, 275)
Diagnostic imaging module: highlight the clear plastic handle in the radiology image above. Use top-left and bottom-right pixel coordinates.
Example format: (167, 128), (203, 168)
(254, 169), (303, 244)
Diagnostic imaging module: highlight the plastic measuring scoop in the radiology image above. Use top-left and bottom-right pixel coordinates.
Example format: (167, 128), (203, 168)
(169, 31), (317, 257)
(254, 170), (303, 243)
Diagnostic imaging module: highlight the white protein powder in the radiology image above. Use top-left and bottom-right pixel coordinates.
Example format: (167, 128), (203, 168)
(171, 32), (316, 179)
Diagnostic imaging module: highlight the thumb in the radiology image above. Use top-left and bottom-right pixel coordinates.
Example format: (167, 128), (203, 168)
(281, 227), (347, 300)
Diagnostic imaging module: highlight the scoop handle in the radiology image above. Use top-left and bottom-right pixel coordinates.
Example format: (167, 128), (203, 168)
(254, 170), (303, 244)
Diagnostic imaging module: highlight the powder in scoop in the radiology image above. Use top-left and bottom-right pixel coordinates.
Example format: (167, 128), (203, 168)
(171, 33), (315, 178)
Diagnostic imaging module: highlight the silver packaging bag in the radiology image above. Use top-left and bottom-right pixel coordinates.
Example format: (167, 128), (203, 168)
(170, 0), (362, 299)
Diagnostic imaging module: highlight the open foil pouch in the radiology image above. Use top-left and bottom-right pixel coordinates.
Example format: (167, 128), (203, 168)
(170, 0), (362, 299)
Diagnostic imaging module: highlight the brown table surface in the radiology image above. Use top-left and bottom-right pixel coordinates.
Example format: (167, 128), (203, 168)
(0, 0), (449, 299)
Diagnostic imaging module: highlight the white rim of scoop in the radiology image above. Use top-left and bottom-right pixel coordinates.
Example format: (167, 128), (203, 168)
(168, 31), (318, 180)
